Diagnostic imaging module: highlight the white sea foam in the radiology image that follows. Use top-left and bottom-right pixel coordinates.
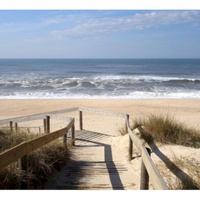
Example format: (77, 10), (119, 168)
(1, 58), (200, 99)
(0, 90), (200, 99)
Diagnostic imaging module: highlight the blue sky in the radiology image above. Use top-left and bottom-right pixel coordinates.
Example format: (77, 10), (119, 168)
(0, 10), (200, 58)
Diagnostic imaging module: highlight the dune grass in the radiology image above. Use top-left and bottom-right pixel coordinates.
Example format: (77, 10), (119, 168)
(0, 129), (37, 153)
(157, 155), (200, 190)
(0, 130), (70, 189)
(172, 156), (200, 189)
(127, 113), (200, 189)
(131, 113), (200, 148)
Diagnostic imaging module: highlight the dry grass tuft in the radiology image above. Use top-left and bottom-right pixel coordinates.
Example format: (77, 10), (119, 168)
(132, 114), (200, 148)
(0, 129), (38, 153)
(0, 130), (70, 189)
(157, 156), (200, 190)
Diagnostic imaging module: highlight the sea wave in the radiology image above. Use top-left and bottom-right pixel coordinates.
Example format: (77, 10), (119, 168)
(0, 75), (200, 99)
(0, 75), (200, 87)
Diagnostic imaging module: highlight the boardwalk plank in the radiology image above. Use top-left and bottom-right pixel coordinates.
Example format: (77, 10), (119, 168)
(45, 130), (136, 190)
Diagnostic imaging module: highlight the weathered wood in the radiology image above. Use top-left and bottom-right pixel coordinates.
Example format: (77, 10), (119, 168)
(49, 114), (72, 121)
(0, 107), (78, 125)
(43, 118), (47, 134)
(71, 124), (75, 146)
(46, 116), (50, 134)
(79, 111), (83, 130)
(0, 106), (169, 190)
(63, 133), (67, 148)
(0, 142), (27, 170)
(0, 118), (75, 171)
(79, 107), (126, 118)
(140, 147), (151, 190)
(9, 121), (13, 132)
(14, 123), (18, 133)
(141, 145), (168, 190)
(127, 124), (168, 190)
(128, 135), (133, 161)
(18, 154), (28, 189)
(125, 114), (129, 133)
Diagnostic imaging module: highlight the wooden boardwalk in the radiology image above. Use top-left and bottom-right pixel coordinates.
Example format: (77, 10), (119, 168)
(46, 130), (137, 190)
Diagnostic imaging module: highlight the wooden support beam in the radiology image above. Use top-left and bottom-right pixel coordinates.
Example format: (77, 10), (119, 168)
(71, 124), (75, 146)
(140, 147), (151, 190)
(15, 123), (18, 133)
(46, 116), (50, 134)
(43, 118), (47, 134)
(9, 121), (13, 132)
(79, 111), (83, 130)
(128, 135), (133, 161)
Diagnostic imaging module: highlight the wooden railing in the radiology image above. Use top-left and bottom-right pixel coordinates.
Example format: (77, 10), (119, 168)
(0, 117), (75, 171)
(126, 116), (169, 190)
(77, 108), (169, 190)
(0, 107), (169, 190)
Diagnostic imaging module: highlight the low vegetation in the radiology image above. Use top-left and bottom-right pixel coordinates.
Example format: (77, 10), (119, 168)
(157, 156), (200, 190)
(131, 113), (200, 148)
(0, 129), (70, 189)
(121, 113), (200, 190)
(0, 129), (37, 153)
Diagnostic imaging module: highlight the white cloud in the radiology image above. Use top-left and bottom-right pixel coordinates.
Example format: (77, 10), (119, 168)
(0, 10), (199, 41)
(49, 11), (200, 39)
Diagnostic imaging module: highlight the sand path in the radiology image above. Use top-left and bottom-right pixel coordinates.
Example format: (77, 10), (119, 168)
(46, 129), (137, 190)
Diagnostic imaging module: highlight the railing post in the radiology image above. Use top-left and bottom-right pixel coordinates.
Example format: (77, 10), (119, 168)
(140, 147), (151, 190)
(79, 111), (83, 130)
(46, 116), (50, 134)
(63, 133), (67, 148)
(128, 135), (133, 161)
(43, 118), (47, 134)
(15, 122), (18, 133)
(9, 121), (13, 132)
(19, 155), (28, 189)
(71, 122), (75, 146)
(125, 114), (129, 133)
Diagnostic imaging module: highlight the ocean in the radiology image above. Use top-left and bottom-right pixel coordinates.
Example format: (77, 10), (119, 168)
(0, 58), (200, 99)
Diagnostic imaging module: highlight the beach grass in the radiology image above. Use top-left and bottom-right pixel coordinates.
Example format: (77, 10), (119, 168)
(126, 113), (200, 189)
(157, 155), (200, 190)
(131, 113), (200, 148)
(0, 130), (70, 189)
(0, 129), (38, 153)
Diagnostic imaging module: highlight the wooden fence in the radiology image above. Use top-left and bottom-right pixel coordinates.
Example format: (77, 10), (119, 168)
(0, 107), (169, 190)
(78, 107), (169, 190)
(0, 117), (75, 171)
(126, 116), (169, 189)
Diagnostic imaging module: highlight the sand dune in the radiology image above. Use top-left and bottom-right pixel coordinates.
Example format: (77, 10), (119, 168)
(0, 98), (200, 190)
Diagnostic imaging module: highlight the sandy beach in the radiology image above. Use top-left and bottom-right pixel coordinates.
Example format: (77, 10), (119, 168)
(0, 98), (200, 190)
(0, 99), (200, 128)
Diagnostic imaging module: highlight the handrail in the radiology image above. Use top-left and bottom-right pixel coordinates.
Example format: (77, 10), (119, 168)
(0, 118), (75, 171)
(0, 107), (78, 124)
(0, 107), (169, 190)
(79, 107), (126, 118)
(126, 115), (169, 190)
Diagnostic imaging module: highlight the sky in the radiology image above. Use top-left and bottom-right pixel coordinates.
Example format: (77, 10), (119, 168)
(0, 9), (200, 58)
